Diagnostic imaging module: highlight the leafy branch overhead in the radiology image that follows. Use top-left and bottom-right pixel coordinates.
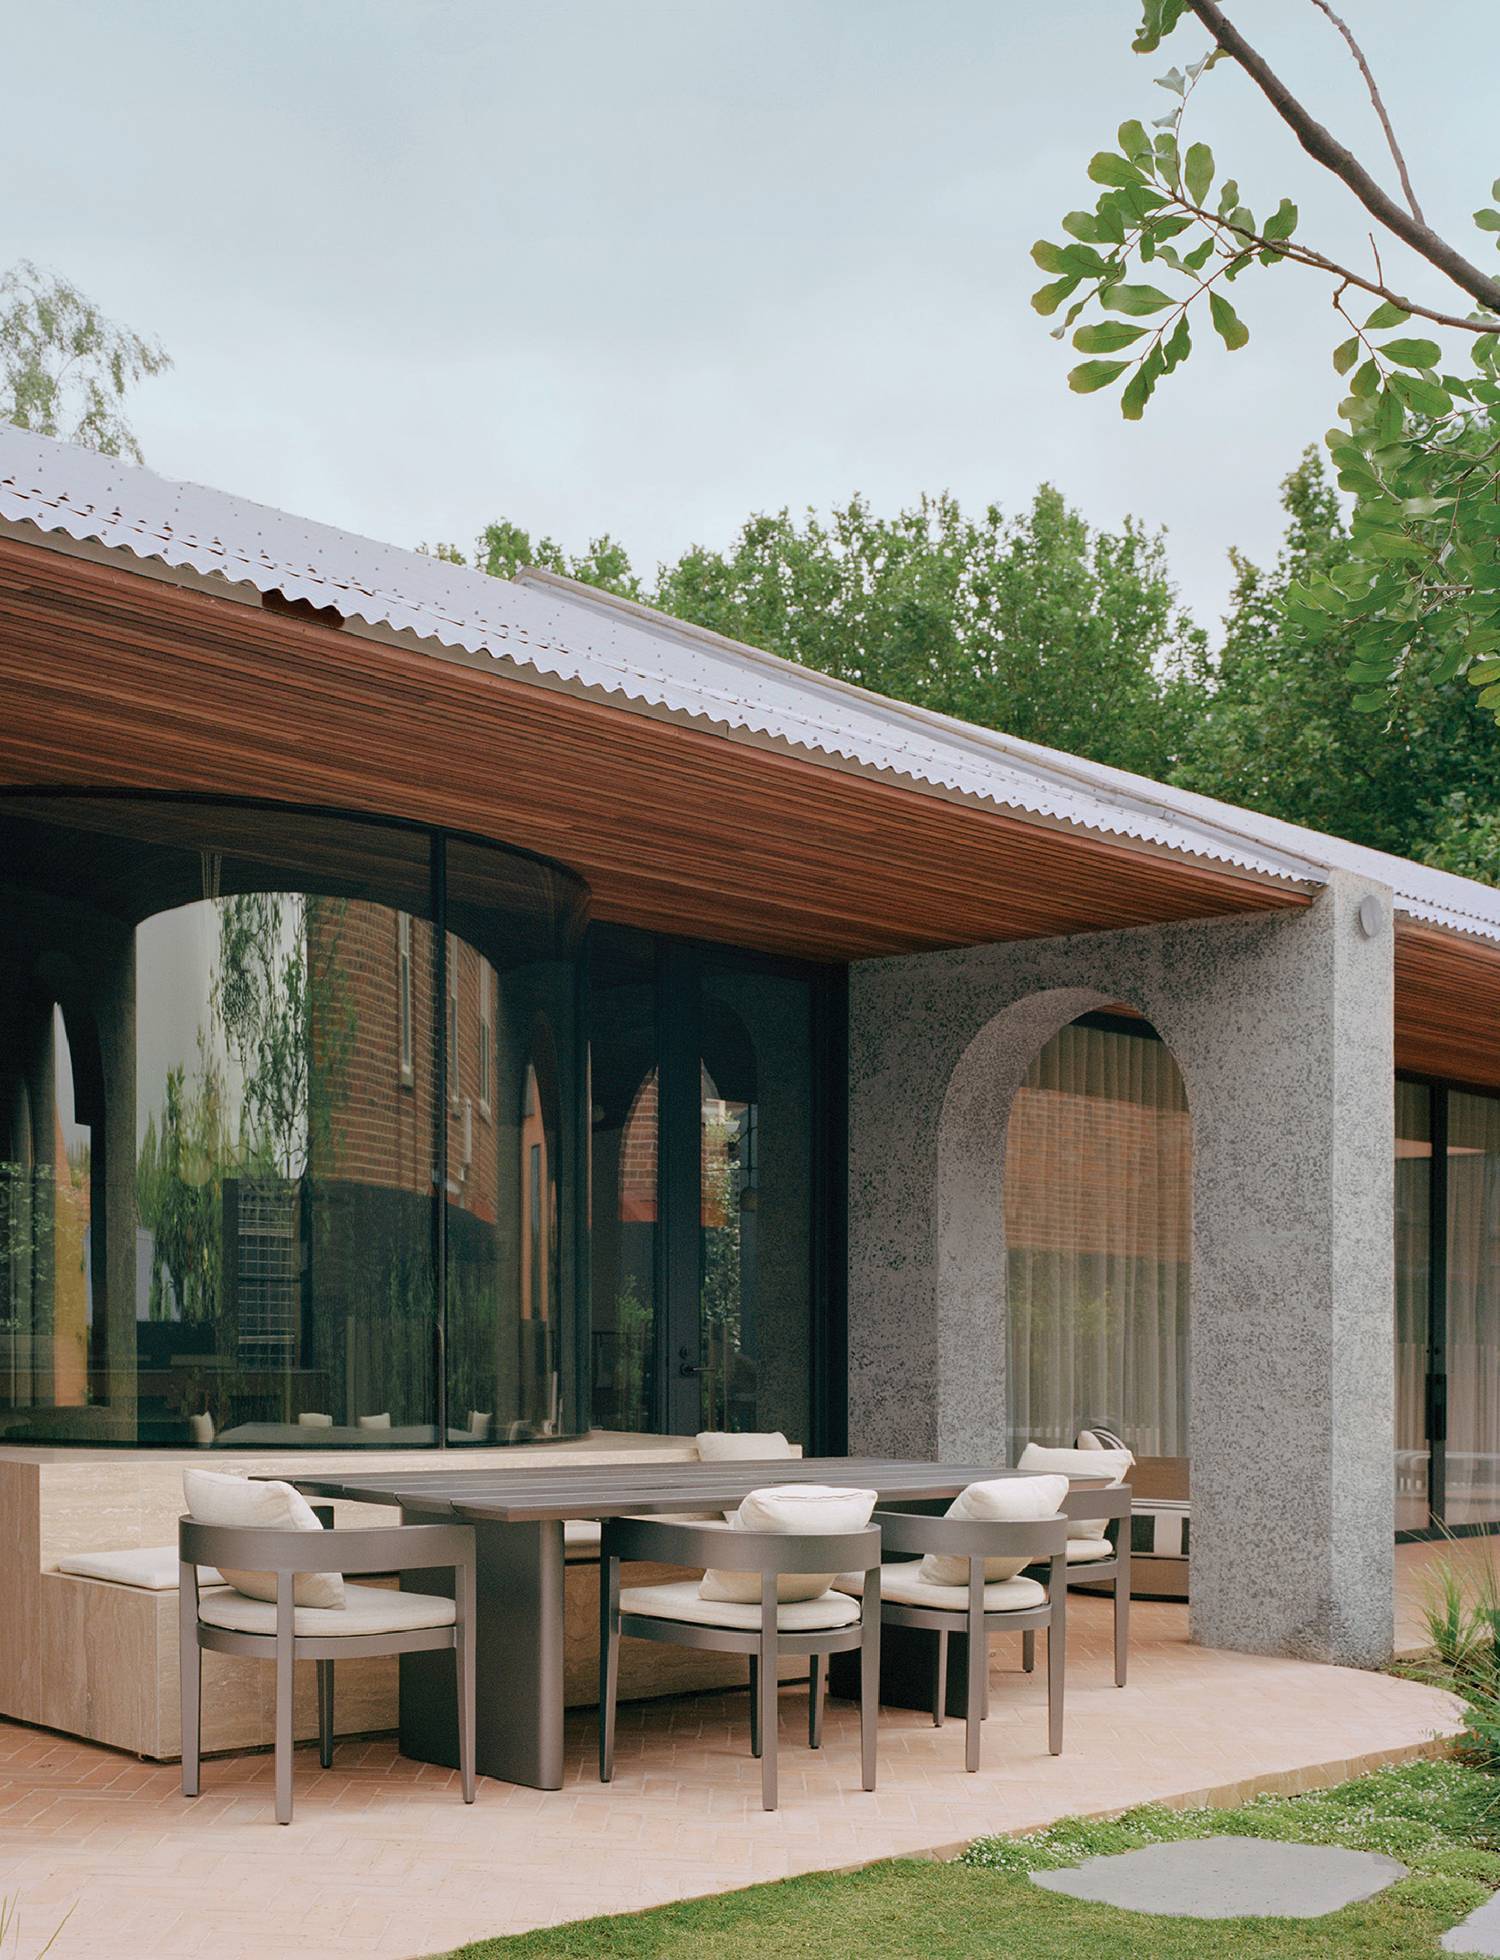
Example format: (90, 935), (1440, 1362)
(1035, 0), (1500, 722)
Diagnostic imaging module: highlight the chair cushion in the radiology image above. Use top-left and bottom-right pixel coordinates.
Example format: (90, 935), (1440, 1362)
(694, 1430), (797, 1522)
(54, 1547), (224, 1591)
(357, 1412), (392, 1431)
(182, 1470), (344, 1610)
(622, 1580), (861, 1632)
(197, 1580), (454, 1637)
(564, 1519), (602, 1558)
(836, 1565), (1048, 1614)
(918, 1474), (1069, 1586)
(701, 1484), (877, 1606)
(1063, 1536), (1117, 1565)
(297, 1412), (334, 1428)
(1017, 1443), (1134, 1541)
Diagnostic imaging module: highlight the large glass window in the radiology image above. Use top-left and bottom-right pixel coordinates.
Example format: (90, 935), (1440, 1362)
(1004, 1015), (1191, 1463)
(1395, 1080), (1433, 1531)
(0, 796), (587, 1448)
(1445, 1089), (1500, 1526)
(588, 927), (836, 1448)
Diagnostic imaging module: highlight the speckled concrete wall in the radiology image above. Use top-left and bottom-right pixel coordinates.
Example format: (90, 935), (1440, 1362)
(848, 873), (1396, 1666)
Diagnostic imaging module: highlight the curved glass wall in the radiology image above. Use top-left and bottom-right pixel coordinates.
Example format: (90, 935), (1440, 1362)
(0, 796), (587, 1448)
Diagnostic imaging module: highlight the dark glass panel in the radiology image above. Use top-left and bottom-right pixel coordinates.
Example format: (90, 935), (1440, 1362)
(1395, 1080), (1432, 1531)
(1445, 1088), (1500, 1526)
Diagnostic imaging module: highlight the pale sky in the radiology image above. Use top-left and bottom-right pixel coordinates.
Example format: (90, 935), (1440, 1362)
(6, 1), (1495, 629)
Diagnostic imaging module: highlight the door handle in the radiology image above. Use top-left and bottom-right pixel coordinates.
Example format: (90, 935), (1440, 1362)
(677, 1346), (703, 1379)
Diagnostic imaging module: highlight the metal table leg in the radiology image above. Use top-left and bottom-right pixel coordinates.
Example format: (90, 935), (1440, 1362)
(399, 1513), (567, 1789)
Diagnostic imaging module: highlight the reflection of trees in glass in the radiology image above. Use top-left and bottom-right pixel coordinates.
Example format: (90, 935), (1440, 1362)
(213, 894), (353, 1176)
(136, 1044), (230, 1323)
(700, 1101), (745, 1431)
(611, 1273), (653, 1431)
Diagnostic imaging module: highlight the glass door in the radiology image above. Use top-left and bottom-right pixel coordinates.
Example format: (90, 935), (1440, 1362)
(1395, 1080), (1435, 1532)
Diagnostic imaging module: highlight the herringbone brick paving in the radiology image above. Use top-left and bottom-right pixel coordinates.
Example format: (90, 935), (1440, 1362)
(0, 1580), (1462, 1960)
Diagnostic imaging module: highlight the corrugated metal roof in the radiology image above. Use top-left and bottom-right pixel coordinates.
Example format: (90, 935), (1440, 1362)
(2, 424), (1498, 947)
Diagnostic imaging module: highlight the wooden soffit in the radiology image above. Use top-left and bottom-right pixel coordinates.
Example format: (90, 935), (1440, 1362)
(1, 533), (1312, 965)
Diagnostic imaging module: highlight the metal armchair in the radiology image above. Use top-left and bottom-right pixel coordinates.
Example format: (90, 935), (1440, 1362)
(597, 1514), (882, 1811)
(178, 1515), (476, 1824)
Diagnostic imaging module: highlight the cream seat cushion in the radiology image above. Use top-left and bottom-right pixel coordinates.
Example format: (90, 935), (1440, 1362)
(835, 1566), (1047, 1614)
(622, 1580), (860, 1633)
(1017, 1443), (1134, 1542)
(198, 1581), (454, 1637)
(563, 1519), (602, 1556)
(1062, 1536), (1117, 1565)
(693, 1431), (797, 1522)
(183, 1470), (344, 1610)
(54, 1547), (224, 1591)
(917, 1474), (1069, 1587)
(701, 1484), (877, 1606)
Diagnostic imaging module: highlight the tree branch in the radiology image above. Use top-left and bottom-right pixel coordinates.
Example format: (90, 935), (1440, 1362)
(1183, 0), (1500, 315)
(1307, 0), (1424, 225)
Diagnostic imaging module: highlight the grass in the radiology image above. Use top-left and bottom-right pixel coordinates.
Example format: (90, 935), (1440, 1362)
(440, 1759), (1500, 1958)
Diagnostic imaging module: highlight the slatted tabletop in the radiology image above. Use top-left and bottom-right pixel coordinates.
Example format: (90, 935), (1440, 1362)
(291, 1455), (1108, 1522)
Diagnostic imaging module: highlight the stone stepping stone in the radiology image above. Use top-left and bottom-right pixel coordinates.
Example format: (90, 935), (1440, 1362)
(1443, 1891), (1500, 1954)
(1031, 1835), (1406, 1919)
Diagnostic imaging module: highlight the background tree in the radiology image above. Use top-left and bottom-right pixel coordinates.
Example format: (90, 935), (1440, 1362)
(0, 260), (170, 460)
(1033, 1), (1500, 725)
(453, 486), (1204, 782)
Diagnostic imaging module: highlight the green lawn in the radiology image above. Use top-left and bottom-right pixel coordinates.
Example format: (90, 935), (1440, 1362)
(441, 1760), (1500, 1959)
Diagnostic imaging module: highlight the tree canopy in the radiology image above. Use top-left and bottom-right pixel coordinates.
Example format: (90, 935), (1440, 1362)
(0, 260), (170, 461)
(1032, 1), (1500, 727)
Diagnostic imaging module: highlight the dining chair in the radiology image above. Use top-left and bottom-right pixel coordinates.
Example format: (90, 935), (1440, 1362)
(179, 1513), (476, 1824)
(1027, 1484), (1133, 1687)
(837, 1508), (1068, 1771)
(597, 1511), (882, 1811)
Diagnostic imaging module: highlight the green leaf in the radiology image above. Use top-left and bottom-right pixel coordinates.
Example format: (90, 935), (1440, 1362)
(1183, 236), (1214, 273)
(1162, 314), (1191, 372)
(1208, 290), (1249, 350)
(1132, 0), (1188, 54)
(1351, 357), (1380, 398)
(1101, 283), (1175, 316)
(1365, 301), (1411, 329)
(1351, 690), (1392, 712)
(1117, 120), (1153, 166)
(1475, 209), (1500, 232)
(1062, 210), (1102, 243)
(1378, 336), (1443, 369)
(1389, 369), (1453, 417)
(1184, 142), (1213, 206)
(1072, 320), (1148, 352)
(1032, 240), (1069, 274)
(1031, 276), (1081, 317)
(1067, 359), (1130, 394)
(1121, 345), (1166, 421)
(1374, 384), (1404, 442)
(1088, 152), (1144, 189)
(1332, 335), (1360, 375)
(1262, 198), (1298, 241)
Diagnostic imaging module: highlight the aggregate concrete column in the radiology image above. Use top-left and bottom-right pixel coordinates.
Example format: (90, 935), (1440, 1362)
(847, 872), (1395, 1666)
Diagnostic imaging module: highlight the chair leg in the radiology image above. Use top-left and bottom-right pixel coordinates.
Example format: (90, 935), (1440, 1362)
(932, 1629), (947, 1727)
(180, 1627), (201, 1800)
(1048, 1592), (1066, 1757)
(274, 1606), (295, 1825)
(1022, 1629), (1036, 1675)
(598, 1554), (620, 1785)
(758, 1637), (778, 1811)
(808, 1654), (825, 1749)
(1114, 1572), (1130, 1688)
(965, 1624), (986, 1774)
(456, 1572), (477, 1804)
(748, 1655), (761, 1759)
(860, 1573), (880, 1793)
(316, 1660), (335, 1770)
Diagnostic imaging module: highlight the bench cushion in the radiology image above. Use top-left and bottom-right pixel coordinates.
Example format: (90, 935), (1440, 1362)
(54, 1547), (224, 1591)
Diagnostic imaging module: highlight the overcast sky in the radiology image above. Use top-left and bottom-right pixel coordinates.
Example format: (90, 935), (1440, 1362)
(6, 1), (1494, 629)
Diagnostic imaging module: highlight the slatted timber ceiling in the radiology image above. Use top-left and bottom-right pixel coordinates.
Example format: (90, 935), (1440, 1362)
(1395, 927), (1500, 1094)
(0, 536), (1307, 963)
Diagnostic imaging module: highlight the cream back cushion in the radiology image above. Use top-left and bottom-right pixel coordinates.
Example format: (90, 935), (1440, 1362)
(700, 1483), (876, 1605)
(693, 1430), (797, 1522)
(1017, 1442), (1134, 1541)
(918, 1473), (1069, 1586)
(183, 1470), (344, 1610)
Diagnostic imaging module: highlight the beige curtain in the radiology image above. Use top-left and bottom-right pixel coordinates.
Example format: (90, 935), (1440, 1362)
(1004, 1020), (1190, 1460)
(1394, 1081), (1431, 1531)
(1445, 1089), (1500, 1526)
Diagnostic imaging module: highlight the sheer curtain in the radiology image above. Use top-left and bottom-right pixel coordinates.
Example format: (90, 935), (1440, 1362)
(1446, 1089), (1500, 1526)
(1004, 1019), (1190, 1461)
(1394, 1081), (1432, 1532)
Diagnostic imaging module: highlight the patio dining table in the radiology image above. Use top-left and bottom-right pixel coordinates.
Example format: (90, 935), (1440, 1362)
(289, 1455), (1102, 1789)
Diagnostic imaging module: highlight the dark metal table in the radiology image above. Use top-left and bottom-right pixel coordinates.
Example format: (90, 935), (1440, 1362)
(291, 1455), (1084, 1789)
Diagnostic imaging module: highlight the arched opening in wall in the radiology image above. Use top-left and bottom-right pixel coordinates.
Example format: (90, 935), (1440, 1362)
(1003, 1011), (1191, 1472)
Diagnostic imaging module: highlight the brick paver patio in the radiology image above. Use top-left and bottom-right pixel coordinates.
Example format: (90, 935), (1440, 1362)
(0, 1576), (1463, 1960)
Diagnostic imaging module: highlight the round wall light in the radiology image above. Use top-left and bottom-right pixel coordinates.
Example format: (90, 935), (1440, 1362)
(1356, 893), (1384, 939)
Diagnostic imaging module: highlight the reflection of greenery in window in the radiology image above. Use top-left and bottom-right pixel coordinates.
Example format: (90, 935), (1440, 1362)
(700, 1101), (745, 1431)
(611, 1273), (653, 1431)
(135, 1039), (229, 1324)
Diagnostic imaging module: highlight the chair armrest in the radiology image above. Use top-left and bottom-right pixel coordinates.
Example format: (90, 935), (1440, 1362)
(872, 1509), (1068, 1561)
(1059, 1484), (1132, 1526)
(601, 1515), (881, 1575)
(178, 1517), (475, 1576)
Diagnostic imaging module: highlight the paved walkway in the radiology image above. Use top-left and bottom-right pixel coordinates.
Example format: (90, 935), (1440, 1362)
(0, 1587), (1461, 1960)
